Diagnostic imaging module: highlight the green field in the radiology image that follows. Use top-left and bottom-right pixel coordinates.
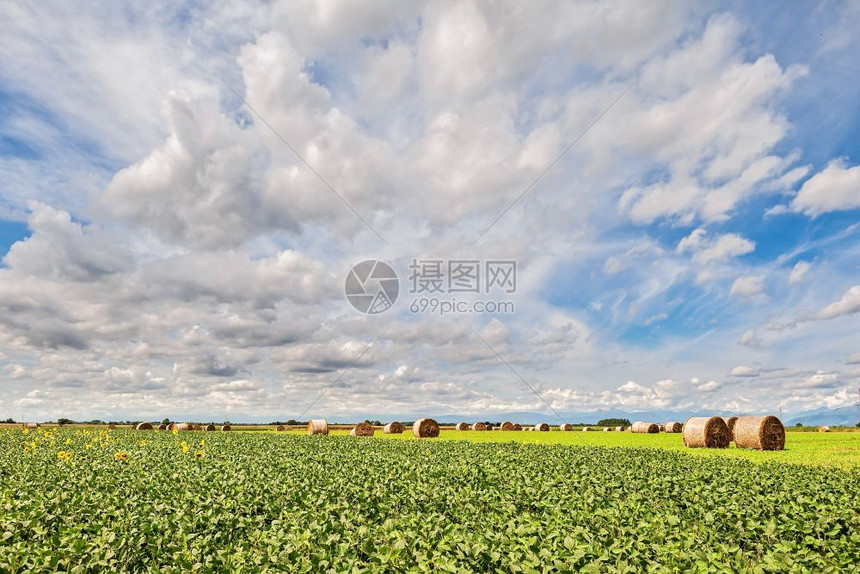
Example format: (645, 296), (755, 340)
(2, 427), (859, 572)
(331, 428), (860, 469)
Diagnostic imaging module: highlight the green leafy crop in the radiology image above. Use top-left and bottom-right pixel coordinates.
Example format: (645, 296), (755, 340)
(1, 428), (858, 572)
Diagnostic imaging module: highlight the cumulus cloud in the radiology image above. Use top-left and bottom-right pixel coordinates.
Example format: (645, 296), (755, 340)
(817, 285), (860, 320)
(790, 161), (860, 216)
(677, 229), (756, 264)
(730, 365), (760, 377)
(0, 2), (856, 421)
(730, 275), (766, 298)
(789, 261), (811, 284)
(617, 14), (807, 225)
(738, 329), (764, 349)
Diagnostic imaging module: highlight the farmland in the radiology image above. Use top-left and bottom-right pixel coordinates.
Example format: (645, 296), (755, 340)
(2, 427), (860, 572)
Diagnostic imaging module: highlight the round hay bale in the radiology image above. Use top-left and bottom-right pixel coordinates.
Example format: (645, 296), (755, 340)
(107, 424), (116, 430)
(413, 418), (440, 438)
(513, 423), (523, 431)
(658, 424), (666, 432)
(455, 422), (469, 431)
(734, 415), (785, 450)
(175, 423), (194, 431)
(725, 417), (738, 438)
(221, 425), (231, 432)
(276, 425), (286, 432)
(205, 424), (217, 432)
(384, 421), (405, 434)
(350, 422), (375, 437)
(499, 421), (515, 431)
(603, 427), (612, 432)
(535, 422), (549, 432)
(664, 421), (682, 433)
(307, 419), (328, 435)
(471, 422), (488, 431)
(582, 426), (592, 432)
(157, 424), (167, 431)
(682, 416), (731, 448)
(615, 426), (625, 432)
(135, 422), (153, 431)
(631, 422), (659, 434)
(559, 423), (573, 431)
(818, 425), (830, 433)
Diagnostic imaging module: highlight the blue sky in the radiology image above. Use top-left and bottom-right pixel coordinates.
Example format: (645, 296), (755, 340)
(0, 1), (859, 422)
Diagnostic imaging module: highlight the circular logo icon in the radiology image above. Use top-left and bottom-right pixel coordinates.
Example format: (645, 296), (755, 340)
(345, 260), (399, 314)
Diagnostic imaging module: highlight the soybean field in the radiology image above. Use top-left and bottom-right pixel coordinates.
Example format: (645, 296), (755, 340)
(3, 428), (860, 572)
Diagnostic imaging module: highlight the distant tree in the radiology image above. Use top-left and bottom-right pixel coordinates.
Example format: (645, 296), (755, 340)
(365, 420), (383, 426)
(856, 421), (860, 428)
(597, 418), (631, 427)
(57, 418), (73, 426)
(796, 423), (803, 427)
(4, 418), (15, 424)
(162, 418), (170, 425)
(286, 420), (300, 426)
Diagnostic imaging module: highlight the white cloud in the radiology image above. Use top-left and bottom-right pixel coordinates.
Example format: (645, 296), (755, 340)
(789, 261), (811, 284)
(738, 329), (764, 349)
(617, 14), (807, 225)
(730, 275), (766, 297)
(0, 2), (856, 421)
(817, 285), (860, 320)
(790, 161), (860, 216)
(677, 229), (756, 264)
(730, 365), (759, 377)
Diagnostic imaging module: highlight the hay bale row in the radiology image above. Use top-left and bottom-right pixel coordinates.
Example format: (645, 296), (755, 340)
(383, 421), (404, 434)
(535, 423), (549, 432)
(734, 416), (785, 450)
(413, 418), (440, 438)
(307, 419), (328, 435)
(631, 422), (659, 434)
(682, 416), (730, 448)
(350, 422), (375, 437)
(664, 421), (682, 433)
